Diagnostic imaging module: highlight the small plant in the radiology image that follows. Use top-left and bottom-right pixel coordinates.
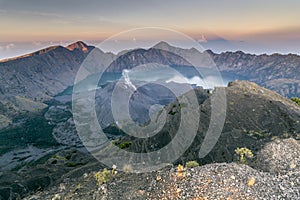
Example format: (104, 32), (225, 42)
(74, 183), (81, 192)
(122, 164), (133, 174)
(235, 147), (254, 164)
(291, 97), (300, 106)
(95, 167), (115, 186)
(116, 141), (132, 149)
(177, 164), (186, 178)
(52, 155), (67, 161)
(247, 130), (265, 139)
(248, 177), (256, 186)
(185, 160), (199, 168)
(65, 153), (72, 160)
(179, 103), (187, 108)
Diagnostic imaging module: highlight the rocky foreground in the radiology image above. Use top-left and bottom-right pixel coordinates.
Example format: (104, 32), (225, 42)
(24, 138), (300, 200)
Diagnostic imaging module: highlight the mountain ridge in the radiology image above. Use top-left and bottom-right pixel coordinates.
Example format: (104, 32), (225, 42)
(0, 41), (299, 131)
(2, 40), (300, 64)
(0, 41), (95, 63)
(1, 40), (299, 99)
(66, 41), (92, 52)
(0, 41), (113, 129)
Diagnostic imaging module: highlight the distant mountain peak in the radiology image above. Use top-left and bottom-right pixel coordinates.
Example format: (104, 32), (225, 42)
(152, 41), (202, 53)
(152, 41), (173, 50)
(152, 41), (176, 51)
(66, 41), (89, 52)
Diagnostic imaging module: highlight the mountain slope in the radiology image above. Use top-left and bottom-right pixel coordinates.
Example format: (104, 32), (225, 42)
(1, 41), (300, 101)
(119, 81), (300, 164)
(1, 41), (300, 132)
(105, 47), (192, 72)
(0, 41), (94, 101)
(209, 51), (300, 97)
(0, 42), (115, 129)
(106, 42), (300, 97)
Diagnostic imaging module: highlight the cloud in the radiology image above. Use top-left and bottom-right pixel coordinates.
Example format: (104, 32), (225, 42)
(166, 75), (224, 89)
(18, 10), (62, 18)
(0, 43), (15, 52)
(197, 34), (207, 43)
(5, 43), (15, 49)
(0, 9), (63, 19)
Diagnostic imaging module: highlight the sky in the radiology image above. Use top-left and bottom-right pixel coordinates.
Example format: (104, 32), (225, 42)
(0, 0), (300, 59)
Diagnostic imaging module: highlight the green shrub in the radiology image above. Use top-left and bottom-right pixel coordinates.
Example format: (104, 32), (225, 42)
(94, 166), (117, 186)
(247, 130), (265, 139)
(65, 154), (72, 160)
(95, 168), (111, 186)
(52, 155), (67, 161)
(185, 160), (199, 168)
(117, 141), (132, 149)
(291, 97), (300, 106)
(235, 147), (254, 164)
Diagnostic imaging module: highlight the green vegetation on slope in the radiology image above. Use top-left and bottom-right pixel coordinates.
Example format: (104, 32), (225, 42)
(0, 112), (59, 155)
(291, 97), (300, 106)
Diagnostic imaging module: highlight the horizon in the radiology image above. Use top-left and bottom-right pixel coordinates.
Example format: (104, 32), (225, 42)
(1, 0), (300, 59)
(1, 39), (300, 62)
